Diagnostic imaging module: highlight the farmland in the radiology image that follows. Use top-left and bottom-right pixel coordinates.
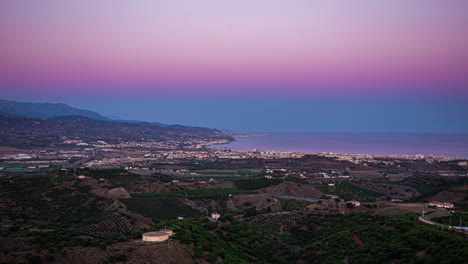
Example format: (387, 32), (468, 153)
(245, 212), (305, 233)
(234, 178), (283, 190)
(327, 181), (387, 201)
(122, 197), (202, 222)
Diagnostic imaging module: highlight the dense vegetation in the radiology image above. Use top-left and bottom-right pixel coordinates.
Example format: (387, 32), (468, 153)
(122, 197), (202, 222)
(152, 217), (297, 264)
(432, 213), (468, 226)
(295, 214), (467, 264)
(328, 181), (386, 201)
(401, 176), (467, 198)
(0, 175), (133, 255)
(89, 168), (145, 187)
(152, 213), (467, 264)
(234, 178), (283, 190)
(0, 176), (109, 229)
(1, 168), (467, 263)
(0, 228), (127, 254)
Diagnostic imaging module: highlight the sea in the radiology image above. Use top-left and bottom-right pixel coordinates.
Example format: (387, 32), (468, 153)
(219, 131), (468, 159)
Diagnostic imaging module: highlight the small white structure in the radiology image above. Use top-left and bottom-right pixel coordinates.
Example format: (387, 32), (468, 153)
(142, 229), (173, 242)
(346, 201), (361, 207)
(210, 213), (220, 222)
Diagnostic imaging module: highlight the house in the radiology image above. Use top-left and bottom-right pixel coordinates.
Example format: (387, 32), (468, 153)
(346, 201), (360, 206)
(210, 213), (221, 222)
(428, 201), (454, 209)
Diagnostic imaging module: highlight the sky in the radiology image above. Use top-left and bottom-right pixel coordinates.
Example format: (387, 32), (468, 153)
(1, 0), (467, 131)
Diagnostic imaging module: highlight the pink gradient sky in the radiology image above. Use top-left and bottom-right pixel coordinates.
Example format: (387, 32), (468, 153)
(1, 0), (467, 97)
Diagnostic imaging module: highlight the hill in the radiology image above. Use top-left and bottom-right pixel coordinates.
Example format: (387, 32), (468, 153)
(0, 169), (467, 264)
(257, 181), (323, 198)
(0, 99), (108, 120)
(0, 113), (232, 147)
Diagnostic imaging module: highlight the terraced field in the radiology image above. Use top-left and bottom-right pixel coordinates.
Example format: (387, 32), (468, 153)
(122, 196), (202, 222)
(77, 213), (133, 236)
(245, 212), (305, 234)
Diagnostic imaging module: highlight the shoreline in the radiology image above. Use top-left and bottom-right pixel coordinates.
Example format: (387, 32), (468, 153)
(219, 131), (468, 159)
(233, 134), (269, 138)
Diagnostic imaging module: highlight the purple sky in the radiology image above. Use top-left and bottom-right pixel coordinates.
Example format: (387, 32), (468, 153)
(1, 1), (467, 130)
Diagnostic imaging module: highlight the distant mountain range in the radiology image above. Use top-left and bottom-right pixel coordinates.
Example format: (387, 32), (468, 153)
(0, 99), (175, 127)
(0, 99), (232, 147)
(0, 99), (109, 120)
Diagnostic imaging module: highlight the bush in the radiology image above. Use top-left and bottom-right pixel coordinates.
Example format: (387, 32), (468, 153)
(204, 222), (218, 230)
(117, 236), (127, 242)
(26, 254), (42, 264)
(224, 214), (234, 222)
(108, 254), (127, 263)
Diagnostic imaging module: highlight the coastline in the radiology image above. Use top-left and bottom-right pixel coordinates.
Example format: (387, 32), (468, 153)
(219, 131), (468, 159)
(233, 134), (269, 138)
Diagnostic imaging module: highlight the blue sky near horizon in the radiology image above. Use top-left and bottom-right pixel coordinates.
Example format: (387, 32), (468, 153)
(2, 94), (467, 132)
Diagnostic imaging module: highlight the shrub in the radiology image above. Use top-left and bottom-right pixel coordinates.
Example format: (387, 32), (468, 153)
(108, 254), (128, 263)
(224, 214), (234, 222)
(26, 254), (42, 264)
(204, 222), (218, 230)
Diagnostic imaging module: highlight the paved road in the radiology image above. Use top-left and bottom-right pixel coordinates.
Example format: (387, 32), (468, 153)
(418, 215), (468, 232)
(65, 154), (99, 168)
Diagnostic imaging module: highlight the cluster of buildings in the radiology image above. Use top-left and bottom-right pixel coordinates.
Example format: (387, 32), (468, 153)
(325, 152), (460, 165)
(0, 151), (91, 173)
(428, 201), (455, 209)
(82, 149), (305, 168)
(62, 138), (231, 150)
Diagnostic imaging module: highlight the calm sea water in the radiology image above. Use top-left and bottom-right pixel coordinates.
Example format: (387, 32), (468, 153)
(219, 131), (468, 158)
